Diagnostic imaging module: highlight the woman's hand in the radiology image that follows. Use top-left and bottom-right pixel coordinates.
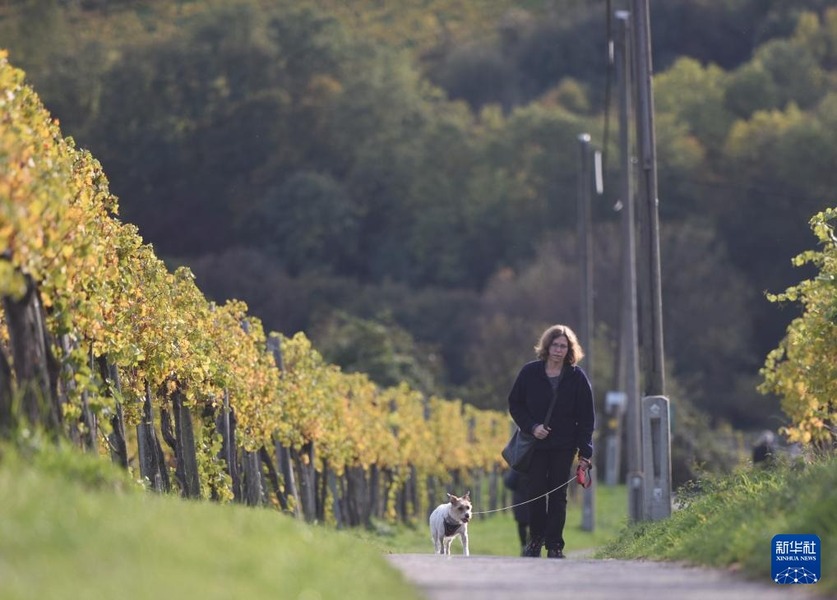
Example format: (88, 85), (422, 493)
(532, 423), (551, 439)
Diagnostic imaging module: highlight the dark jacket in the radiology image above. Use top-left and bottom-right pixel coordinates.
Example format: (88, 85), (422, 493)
(507, 360), (595, 459)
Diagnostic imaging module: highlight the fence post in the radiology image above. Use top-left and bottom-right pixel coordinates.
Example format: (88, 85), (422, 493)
(604, 391), (626, 485)
(275, 439), (301, 518)
(216, 389), (242, 501)
(97, 357), (128, 469)
(641, 395), (671, 520)
(294, 442), (317, 522)
(173, 388), (201, 499)
(2, 274), (61, 432)
(242, 449), (264, 506)
(137, 381), (169, 492)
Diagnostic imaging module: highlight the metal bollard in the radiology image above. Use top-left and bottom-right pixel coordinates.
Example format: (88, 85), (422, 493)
(641, 395), (672, 520)
(628, 471), (644, 522)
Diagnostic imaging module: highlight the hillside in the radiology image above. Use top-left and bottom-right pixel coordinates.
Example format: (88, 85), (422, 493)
(1, 0), (835, 480)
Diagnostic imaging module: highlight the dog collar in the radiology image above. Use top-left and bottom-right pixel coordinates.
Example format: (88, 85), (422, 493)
(443, 518), (463, 537)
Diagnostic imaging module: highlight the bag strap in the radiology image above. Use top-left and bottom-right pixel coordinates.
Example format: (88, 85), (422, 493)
(543, 366), (566, 425)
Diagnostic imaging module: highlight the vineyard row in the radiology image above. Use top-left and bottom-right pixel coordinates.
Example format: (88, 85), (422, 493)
(0, 51), (511, 524)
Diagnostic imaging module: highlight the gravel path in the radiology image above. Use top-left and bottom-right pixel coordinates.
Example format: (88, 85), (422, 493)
(386, 553), (824, 600)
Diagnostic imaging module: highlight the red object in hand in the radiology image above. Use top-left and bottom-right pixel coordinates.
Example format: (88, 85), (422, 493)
(576, 464), (592, 488)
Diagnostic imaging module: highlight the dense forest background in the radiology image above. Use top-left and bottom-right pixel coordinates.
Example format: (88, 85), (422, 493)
(2, 0), (835, 467)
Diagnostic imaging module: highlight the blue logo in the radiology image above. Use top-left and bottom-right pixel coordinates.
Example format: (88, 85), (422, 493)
(772, 534), (820, 584)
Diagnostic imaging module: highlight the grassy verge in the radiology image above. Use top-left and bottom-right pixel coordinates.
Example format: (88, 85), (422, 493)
(0, 437), (628, 599)
(0, 437), (629, 599)
(0, 441), (421, 600)
(597, 454), (837, 596)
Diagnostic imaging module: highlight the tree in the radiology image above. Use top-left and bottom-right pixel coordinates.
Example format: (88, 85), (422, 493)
(717, 100), (835, 357)
(756, 37), (828, 111)
(654, 57), (732, 154)
(724, 62), (779, 119)
(311, 312), (443, 395)
(245, 171), (360, 276)
(404, 104), (477, 286)
(89, 5), (289, 254)
(430, 42), (519, 113)
(760, 207), (837, 448)
(658, 221), (767, 427)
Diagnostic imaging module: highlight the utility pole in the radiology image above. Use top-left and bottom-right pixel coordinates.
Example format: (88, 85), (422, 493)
(577, 133), (594, 382)
(615, 10), (643, 523)
(630, 0), (665, 397)
(630, 0), (671, 521)
(577, 133), (595, 532)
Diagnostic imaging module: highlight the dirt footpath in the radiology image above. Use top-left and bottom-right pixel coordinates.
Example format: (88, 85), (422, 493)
(386, 553), (823, 600)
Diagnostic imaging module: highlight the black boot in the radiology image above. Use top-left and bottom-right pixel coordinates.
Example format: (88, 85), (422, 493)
(523, 536), (543, 557)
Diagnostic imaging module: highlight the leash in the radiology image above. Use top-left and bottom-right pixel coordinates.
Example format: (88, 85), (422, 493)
(471, 475), (577, 516)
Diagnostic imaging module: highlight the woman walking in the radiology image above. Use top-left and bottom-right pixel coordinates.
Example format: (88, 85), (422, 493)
(507, 324), (595, 558)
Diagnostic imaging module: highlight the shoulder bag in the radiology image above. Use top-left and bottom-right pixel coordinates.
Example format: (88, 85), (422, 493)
(501, 368), (564, 473)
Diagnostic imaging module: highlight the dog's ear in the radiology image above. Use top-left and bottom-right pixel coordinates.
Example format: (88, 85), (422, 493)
(464, 490), (470, 500)
(447, 492), (455, 501)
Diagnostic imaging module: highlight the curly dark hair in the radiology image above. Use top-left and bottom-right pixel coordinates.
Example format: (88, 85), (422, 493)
(534, 324), (585, 365)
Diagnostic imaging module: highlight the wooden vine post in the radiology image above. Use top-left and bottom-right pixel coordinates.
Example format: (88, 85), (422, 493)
(2, 274), (61, 433)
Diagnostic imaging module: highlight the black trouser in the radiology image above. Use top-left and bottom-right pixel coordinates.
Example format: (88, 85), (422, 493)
(526, 447), (576, 550)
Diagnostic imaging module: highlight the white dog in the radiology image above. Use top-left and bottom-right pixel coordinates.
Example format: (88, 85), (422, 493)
(429, 491), (472, 556)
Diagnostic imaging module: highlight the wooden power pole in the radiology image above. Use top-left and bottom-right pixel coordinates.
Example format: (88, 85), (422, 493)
(614, 10), (643, 523)
(630, 0), (665, 398)
(630, 0), (672, 521)
(577, 133), (595, 532)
